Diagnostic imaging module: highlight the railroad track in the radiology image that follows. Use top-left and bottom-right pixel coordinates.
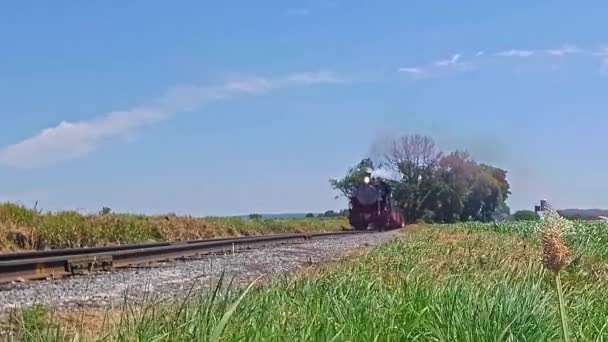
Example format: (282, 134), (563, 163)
(0, 230), (378, 284)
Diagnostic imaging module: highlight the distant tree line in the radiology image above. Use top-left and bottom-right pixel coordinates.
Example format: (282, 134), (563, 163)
(305, 210), (349, 218)
(330, 134), (512, 223)
(249, 213), (263, 220)
(246, 211), (348, 220)
(512, 210), (540, 221)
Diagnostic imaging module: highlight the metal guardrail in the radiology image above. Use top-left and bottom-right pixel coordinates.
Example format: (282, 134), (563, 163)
(0, 230), (374, 283)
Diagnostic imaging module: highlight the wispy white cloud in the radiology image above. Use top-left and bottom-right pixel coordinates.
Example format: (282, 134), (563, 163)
(0, 109), (166, 169)
(224, 77), (273, 94)
(544, 45), (582, 56)
(285, 8), (310, 16)
(0, 71), (343, 169)
(494, 45), (585, 58)
(494, 49), (535, 57)
(398, 44), (608, 78)
(397, 67), (423, 75)
(398, 53), (471, 79)
(434, 54), (462, 67)
(286, 71), (345, 84)
(397, 67), (427, 79)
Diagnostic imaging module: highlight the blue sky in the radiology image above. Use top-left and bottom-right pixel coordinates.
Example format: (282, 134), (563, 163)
(1, 1), (608, 216)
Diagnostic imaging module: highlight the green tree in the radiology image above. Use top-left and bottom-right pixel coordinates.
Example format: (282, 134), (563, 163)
(493, 201), (511, 221)
(329, 158), (374, 199)
(249, 213), (262, 220)
(305, 213), (315, 218)
(477, 164), (511, 222)
(434, 151), (511, 223)
(377, 134), (443, 223)
(432, 151), (472, 223)
(332, 133), (512, 224)
(512, 210), (540, 221)
(461, 168), (499, 222)
(100, 207), (112, 215)
(322, 210), (338, 217)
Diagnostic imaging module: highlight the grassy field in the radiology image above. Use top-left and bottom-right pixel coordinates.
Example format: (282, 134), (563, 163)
(0, 203), (349, 252)
(9, 214), (608, 341)
(442, 219), (608, 261)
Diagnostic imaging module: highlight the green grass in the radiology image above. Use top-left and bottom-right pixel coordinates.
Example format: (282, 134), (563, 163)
(443, 220), (608, 262)
(12, 221), (608, 341)
(0, 202), (348, 251)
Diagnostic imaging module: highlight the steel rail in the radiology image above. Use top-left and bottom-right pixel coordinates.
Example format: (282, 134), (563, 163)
(0, 233), (313, 261)
(0, 230), (375, 284)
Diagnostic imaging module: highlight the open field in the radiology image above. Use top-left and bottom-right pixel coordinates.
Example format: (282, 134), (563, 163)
(0, 203), (348, 252)
(442, 220), (608, 261)
(8, 218), (608, 341)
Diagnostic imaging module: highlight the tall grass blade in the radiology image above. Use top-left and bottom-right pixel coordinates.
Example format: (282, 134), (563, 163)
(329, 327), (345, 342)
(495, 316), (517, 342)
(555, 273), (570, 342)
(209, 275), (262, 342)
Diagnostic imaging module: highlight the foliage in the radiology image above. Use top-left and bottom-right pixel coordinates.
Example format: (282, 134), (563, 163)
(328, 158), (374, 199)
(513, 210), (541, 221)
(330, 134), (511, 224)
(0, 203), (348, 251)
(315, 210), (348, 218)
(18, 223), (608, 341)
(442, 219), (608, 262)
(99, 207), (112, 215)
(493, 201), (511, 221)
(318, 210), (341, 218)
(248, 213), (262, 220)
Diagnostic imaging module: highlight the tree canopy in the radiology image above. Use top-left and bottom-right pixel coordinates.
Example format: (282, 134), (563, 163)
(329, 158), (375, 199)
(512, 210), (540, 221)
(330, 134), (512, 224)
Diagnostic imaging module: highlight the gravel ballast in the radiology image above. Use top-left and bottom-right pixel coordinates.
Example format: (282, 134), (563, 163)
(0, 230), (402, 314)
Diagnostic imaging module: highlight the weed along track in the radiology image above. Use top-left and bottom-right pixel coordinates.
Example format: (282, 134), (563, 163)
(0, 229), (402, 315)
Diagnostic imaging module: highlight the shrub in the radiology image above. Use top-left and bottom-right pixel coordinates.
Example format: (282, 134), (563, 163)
(512, 210), (540, 221)
(248, 213), (263, 220)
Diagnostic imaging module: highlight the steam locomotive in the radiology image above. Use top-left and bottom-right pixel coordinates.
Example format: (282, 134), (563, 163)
(347, 174), (405, 231)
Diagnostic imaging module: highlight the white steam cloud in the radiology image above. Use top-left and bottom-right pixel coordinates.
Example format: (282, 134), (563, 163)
(370, 167), (400, 181)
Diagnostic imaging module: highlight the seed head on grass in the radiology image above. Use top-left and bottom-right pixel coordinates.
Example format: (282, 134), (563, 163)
(542, 209), (571, 274)
(541, 206), (572, 342)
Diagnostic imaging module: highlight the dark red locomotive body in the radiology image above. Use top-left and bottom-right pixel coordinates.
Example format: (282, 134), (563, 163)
(347, 176), (404, 231)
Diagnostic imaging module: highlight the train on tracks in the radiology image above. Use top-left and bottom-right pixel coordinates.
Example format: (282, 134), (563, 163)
(347, 172), (405, 231)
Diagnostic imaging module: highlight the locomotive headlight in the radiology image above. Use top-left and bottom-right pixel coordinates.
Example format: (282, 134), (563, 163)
(364, 176), (370, 184)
